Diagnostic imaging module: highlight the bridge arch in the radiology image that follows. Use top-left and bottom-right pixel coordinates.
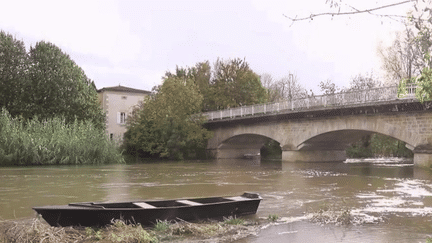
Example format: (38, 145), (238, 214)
(292, 128), (416, 152)
(207, 113), (429, 163)
(204, 87), (432, 166)
(278, 116), (419, 152)
(213, 133), (280, 159)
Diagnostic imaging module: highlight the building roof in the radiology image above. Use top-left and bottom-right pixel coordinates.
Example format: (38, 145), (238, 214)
(97, 85), (151, 94)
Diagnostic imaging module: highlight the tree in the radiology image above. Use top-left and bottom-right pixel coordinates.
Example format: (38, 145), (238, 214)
(260, 73), (308, 102)
(408, 0), (432, 68)
(0, 31), (28, 117)
(319, 79), (339, 94)
(346, 72), (381, 91)
(285, 0), (421, 24)
(260, 73), (282, 102)
(164, 61), (213, 111)
(26, 41), (105, 129)
(414, 67), (432, 103)
(124, 76), (212, 159)
(165, 58), (268, 111)
(397, 1), (432, 101)
(277, 73), (308, 100)
(317, 72), (380, 94)
(209, 58), (268, 110)
(377, 27), (424, 85)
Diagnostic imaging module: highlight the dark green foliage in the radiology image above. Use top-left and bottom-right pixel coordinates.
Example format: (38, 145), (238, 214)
(0, 31), (28, 117)
(0, 31), (105, 130)
(0, 109), (123, 165)
(123, 76), (213, 160)
(125, 57), (268, 160)
(164, 58), (269, 112)
(346, 135), (374, 158)
(26, 41), (105, 130)
(260, 140), (282, 159)
(346, 134), (413, 158)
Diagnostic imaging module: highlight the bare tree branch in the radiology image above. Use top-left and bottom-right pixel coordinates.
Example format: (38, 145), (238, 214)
(285, 0), (413, 23)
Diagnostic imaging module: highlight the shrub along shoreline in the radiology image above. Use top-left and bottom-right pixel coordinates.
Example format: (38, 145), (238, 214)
(0, 109), (124, 166)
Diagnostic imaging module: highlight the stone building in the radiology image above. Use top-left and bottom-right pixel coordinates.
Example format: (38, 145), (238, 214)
(97, 85), (151, 142)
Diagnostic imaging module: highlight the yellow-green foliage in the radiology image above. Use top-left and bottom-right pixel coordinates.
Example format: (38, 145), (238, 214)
(0, 109), (124, 165)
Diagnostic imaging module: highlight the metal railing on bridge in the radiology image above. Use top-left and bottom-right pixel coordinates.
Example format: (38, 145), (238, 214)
(202, 85), (417, 121)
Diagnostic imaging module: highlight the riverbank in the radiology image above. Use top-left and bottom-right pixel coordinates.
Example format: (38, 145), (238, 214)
(0, 216), (264, 243)
(0, 109), (124, 166)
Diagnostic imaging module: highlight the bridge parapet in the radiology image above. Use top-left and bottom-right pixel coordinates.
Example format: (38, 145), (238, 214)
(203, 85), (417, 121)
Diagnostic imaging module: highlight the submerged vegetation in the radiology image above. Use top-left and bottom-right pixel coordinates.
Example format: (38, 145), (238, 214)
(0, 109), (124, 166)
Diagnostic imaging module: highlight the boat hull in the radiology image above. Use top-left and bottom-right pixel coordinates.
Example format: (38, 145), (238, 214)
(33, 193), (262, 227)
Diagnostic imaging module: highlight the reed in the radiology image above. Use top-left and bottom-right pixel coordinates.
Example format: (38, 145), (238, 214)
(0, 109), (124, 165)
(0, 217), (261, 243)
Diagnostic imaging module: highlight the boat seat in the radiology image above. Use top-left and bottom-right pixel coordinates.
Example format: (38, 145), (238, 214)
(176, 200), (203, 206)
(225, 196), (246, 201)
(133, 202), (156, 208)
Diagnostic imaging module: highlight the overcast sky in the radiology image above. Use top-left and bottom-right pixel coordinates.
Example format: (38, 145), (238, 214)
(1, 0), (413, 94)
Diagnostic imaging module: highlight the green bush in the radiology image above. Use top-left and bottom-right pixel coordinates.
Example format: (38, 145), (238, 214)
(346, 134), (413, 158)
(0, 109), (124, 165)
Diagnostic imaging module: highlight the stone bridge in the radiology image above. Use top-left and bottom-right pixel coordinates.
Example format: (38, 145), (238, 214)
(202, 86), (432, 167)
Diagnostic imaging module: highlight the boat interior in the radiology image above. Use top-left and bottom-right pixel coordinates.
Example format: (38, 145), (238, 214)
(69, 196), (246, 209)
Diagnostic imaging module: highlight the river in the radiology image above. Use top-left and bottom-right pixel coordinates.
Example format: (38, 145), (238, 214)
(1, 158), (432, 242)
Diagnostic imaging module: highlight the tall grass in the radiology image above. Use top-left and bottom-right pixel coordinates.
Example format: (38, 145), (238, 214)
(0, 109), (124, 165)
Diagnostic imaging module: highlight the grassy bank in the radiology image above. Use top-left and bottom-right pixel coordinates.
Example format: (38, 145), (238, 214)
(0, 217), (261, 243)
(0, 109), (124, 165)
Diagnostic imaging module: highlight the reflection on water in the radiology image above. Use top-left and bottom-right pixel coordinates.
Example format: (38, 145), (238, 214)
(1, 158), (432, 242)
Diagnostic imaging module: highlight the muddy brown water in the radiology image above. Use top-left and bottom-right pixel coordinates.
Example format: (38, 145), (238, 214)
(1, 158), (432, 242)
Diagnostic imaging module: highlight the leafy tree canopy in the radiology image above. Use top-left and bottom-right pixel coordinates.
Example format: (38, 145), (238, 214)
(124, 76), (212, 159)
(26, 41), (104, 129)
(164, 58), (268, 111)
(0, 31), (28, 117)
(210, 58), (268, 109)
(0, 31), (105, 130)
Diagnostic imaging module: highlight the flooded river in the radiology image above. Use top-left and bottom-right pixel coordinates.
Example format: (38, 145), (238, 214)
(1, 158), (432, 242)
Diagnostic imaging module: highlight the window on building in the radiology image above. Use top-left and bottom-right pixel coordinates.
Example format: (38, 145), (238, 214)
(118, 112), (127, 124)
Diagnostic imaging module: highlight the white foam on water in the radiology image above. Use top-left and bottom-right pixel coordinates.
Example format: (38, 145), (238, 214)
(259, 215), (312, 229)
(349, 211), (383, 224)
(356, 193), (385, 199)
(356, 206), (432, 216)
(278, 231), (298, 235)
(377, 179), (432, 197)
(352, 178), (432, 220)
(344, 157), (413, 164)
(369, 197), (406, 207)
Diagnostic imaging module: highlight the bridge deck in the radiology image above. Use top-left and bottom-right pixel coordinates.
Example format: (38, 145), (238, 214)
(202, 85), (418, 123)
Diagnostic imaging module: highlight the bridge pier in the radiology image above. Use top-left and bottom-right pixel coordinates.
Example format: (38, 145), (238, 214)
(413, 145), (432, 168)
(414, 153), (432, 167)
(282, 150), (347, 162)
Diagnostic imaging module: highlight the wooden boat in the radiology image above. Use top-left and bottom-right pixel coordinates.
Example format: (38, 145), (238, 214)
(32, 192), (262, 227)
